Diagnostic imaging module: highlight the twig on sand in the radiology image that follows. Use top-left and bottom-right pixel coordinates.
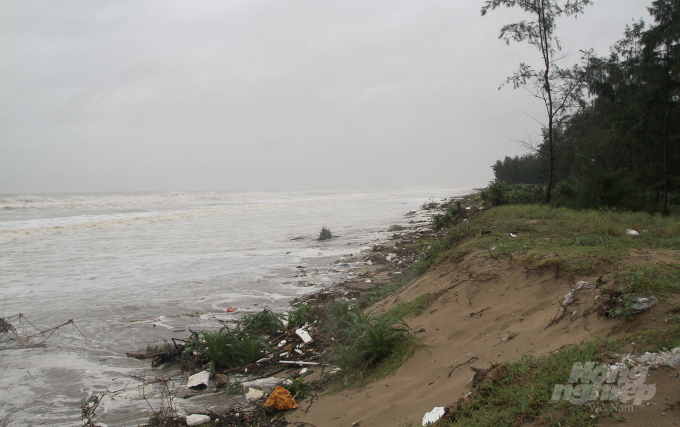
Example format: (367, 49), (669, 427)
(469, 307), (491, 317)
(542, 296), (567, 331)
(304, 391), (319, 413)
(448, 355), (478, 377)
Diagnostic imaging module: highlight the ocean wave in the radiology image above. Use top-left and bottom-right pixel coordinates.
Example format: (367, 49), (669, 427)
(0, 190), (370, 210)
(0, 193), (371, 241)
(0, 206), (258, 240)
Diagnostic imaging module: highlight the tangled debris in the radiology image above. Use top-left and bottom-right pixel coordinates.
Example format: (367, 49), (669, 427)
(0, 313), (86, 350)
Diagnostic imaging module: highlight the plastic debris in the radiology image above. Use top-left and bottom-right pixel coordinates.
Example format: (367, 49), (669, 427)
(509, 233), (517, 238)
(187, 371), (210, 389)
(295, 328), (313, 344)
(563, 281), (589, 307)
(242, 377), (282, 390)
(246, 388), (264, 401)
(500, 331), (517, 343)
(636, 347), (680, 369)
(278, 340), (287, 348)
(666, 353), (680, 369)
(573, 281), (589, 291)
(299, 367), (308, 375)
(629, 296), (658, 314)
(626, 229), (639, 236)
(422, 407), (446, 426)
(264, 385), (298, 410)
(186, 414), (211, 426)
(226, 306), (238, 313)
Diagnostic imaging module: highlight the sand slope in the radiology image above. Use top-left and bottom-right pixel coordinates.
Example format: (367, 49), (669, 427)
(287, 248), (680, 426)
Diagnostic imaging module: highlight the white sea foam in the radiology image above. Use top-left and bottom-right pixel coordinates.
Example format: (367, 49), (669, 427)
(0, 190), (370, 210)
(0, 192), (373, 241)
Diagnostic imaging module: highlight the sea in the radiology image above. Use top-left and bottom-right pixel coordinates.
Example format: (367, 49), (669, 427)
(0, 188), (472, 426)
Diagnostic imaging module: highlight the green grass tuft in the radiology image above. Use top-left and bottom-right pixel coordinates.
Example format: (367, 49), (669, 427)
(385, 293), (433, 319)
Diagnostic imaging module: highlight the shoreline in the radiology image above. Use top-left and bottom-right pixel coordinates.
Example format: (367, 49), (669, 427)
(110, 190), (478, 426)
(70, 186), (680, 427)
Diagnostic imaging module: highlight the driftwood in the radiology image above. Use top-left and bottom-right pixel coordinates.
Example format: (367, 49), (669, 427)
(126, 338), (189, 367)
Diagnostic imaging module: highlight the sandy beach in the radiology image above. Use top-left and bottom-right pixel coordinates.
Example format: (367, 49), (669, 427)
(282, 195), (680, 427)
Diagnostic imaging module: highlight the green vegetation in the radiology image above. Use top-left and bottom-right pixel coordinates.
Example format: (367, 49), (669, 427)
(190, 326), (273, 373)
(319, 300), (418, 385)
(222, 381), (245, 396)
(482, 0), (593, 203)
(431, 202), (463, 230)
(285, 373), (310, 399)
(286, 303), (315, 329)
(385, 293), (433, 319)
(440, 203), (680, 274)
(480, 181), (544, 206)
(492, 154), (545, 185)
(176, 296), (417, 382)
(620, 324), (680, 353)
(617, 262), (680, 299)
(144, 340), (173, 354)
(440, 339), (618, 426)
(238, 308), (284, 335)
(487, 0), (680, 211)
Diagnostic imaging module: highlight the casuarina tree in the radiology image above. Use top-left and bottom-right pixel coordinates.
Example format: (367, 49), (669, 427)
(481, 0), (593, 203)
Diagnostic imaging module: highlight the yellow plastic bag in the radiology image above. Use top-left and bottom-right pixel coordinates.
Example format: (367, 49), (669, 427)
(264, 385), (298, 410)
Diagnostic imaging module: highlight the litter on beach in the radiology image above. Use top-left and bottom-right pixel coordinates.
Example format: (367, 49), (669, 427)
(186, 414), (211, 426)
(629, 297), (658, 314)
(264, 386), (298, 410)
(500, 331), (517, 343)
(295, 328), (313, 343)
(187, 370), (210, 389)
(246, 388), (264, 401)
(422, 407), (446, 426)
(242, 377), (282, 390)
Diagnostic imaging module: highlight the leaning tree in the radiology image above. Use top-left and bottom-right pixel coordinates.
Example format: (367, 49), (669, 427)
(481, 0), (593, 202)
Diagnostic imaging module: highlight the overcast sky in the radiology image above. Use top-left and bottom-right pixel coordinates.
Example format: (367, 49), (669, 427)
(0, 0), (651, 194)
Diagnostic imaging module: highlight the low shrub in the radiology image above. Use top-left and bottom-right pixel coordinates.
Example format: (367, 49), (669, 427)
(318, 226), (333, 241)
(238, 309), (284, 335)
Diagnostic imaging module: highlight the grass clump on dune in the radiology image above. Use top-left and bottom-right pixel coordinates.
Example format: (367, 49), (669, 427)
(322, 301), (417, 385)
(440, 339), (619, 427)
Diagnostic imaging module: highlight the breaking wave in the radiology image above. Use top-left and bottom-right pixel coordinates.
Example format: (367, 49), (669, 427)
(0, 190), (368, 210)
(0, 192), (370, 241)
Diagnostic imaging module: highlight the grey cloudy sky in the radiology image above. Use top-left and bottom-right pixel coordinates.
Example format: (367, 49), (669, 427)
(0, 1), (651, 193)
